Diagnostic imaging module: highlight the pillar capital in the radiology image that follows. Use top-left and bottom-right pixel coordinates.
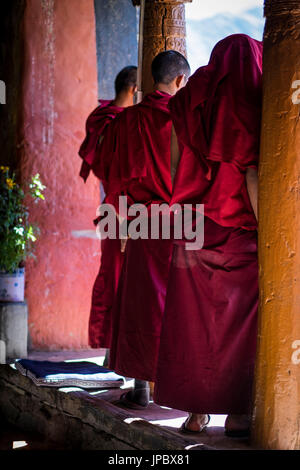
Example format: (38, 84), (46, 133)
(264, 0), (300, 42)
(265, 0), (300, 15)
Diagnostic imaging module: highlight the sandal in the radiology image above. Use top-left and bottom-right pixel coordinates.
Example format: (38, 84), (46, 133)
(180, 414), (211, 434)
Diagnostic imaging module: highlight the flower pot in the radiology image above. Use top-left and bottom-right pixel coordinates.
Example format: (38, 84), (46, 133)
(0, 268), (25, 302)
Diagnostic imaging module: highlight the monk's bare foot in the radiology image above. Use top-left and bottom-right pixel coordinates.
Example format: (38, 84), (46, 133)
(182, 413), (210, 432)
(225, 414), (251, 437)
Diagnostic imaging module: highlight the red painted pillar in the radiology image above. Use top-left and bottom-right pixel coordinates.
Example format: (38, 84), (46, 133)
(21, 0), (100, 349)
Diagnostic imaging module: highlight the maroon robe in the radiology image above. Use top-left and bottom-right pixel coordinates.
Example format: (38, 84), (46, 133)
(88, 237), (124, 349)
(154, 34), (263, 414)
(78, 100), (124, 348)
(78, 100), (123, 182)
(102, 91), (173, 381)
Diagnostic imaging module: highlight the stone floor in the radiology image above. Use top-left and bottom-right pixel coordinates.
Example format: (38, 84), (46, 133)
(0, 349), (256, 450)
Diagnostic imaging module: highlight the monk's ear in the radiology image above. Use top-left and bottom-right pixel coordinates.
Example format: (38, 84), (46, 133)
(132, 85), (138, 95)
(175, 74), (185, 90)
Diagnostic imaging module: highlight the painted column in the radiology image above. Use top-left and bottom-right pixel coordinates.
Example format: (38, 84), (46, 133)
(21, 0), (100, 349)
(252, 0), (300, 450)
(133, 0), (192, 95)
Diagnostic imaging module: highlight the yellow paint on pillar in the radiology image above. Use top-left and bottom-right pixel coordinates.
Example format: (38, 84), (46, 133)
(252, 0), (300, 450)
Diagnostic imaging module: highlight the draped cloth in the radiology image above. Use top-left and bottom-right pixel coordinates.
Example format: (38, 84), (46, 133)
(154, 35), (262, 414)
(109, 237), (173, 381)
(170, 34), (262, 231)
(154, 218), (258, 414)
(106, 91), (174, 381)
(88, 237), (124, 349)
(78, 100), (124, 348)
(78, 100), (123, 182)
(98, 91), (172, 202)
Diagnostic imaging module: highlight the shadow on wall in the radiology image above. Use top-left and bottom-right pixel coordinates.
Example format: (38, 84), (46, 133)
(0, 0), (25, 169)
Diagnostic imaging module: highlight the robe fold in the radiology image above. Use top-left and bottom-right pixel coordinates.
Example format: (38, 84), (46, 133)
(170, 34), (262, 231)
(78, 100), (123, 182)
(154, 34), (262, 414)
(104, 91), (173, 381)
(78, 100), (124, 349)
(88, 237), (124, 348)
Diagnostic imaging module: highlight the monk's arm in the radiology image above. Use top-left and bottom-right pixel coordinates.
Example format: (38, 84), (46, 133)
(171, 124), (181, 185)
(246, 167), (258, 220)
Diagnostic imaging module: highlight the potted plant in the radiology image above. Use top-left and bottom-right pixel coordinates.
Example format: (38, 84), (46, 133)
(0, 166), (46, 302)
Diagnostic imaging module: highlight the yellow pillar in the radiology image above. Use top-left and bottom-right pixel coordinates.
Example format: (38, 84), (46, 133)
(133, 0), (192, 95)
(252, 0), (300, 450)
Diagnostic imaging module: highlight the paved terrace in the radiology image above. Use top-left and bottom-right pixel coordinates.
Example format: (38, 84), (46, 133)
(0, 350), (256, 450)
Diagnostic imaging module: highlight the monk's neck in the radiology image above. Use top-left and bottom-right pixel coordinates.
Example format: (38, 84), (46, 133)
(112, 92), (134, 108)
(154, 83), (175, 96)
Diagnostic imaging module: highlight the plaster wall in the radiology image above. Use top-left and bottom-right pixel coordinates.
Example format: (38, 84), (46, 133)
(21, 0), (99, 349)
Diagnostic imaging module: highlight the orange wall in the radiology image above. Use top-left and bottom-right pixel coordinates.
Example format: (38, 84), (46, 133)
(21, 0), (100, 349)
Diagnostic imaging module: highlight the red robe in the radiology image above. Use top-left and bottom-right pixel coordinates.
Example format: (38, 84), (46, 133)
(101, 91), (173, 381)
(78, 100), (124, 349)
(154, 34), (263, 414)
(78, 100), (123, 182)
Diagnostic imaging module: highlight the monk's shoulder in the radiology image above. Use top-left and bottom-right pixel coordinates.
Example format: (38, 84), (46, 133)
(115, 104), (139, 128)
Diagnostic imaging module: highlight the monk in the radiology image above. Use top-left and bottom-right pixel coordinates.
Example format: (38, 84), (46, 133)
(79, 66), (137, 182)
(78, 66), (137, 351)
(99, 51), (190, 408)
(154, 34), (262, 437)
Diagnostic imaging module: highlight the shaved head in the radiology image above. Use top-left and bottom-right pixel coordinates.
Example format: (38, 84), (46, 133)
(115, 66), (137, 95)
(151, 50), (191, 85)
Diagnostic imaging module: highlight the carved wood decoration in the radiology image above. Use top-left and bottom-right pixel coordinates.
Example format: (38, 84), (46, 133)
(133, 0), (192, 94)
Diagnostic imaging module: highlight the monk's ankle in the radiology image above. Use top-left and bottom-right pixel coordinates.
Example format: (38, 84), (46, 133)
(103, 349), (110, 367)
(185, 413), (209, 432)
(130, 379), (150, 407)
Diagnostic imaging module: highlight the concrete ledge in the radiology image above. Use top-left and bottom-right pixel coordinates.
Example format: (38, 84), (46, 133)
(0, 363), (254, 450)
(0, 365), (214, 450)
(0, 301), (28, 359)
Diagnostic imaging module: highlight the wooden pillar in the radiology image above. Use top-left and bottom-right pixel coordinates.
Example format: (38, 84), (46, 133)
(133, 0), (192, 95)
(252, 0), (300, 450)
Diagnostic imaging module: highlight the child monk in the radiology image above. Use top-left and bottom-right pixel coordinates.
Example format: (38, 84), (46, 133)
(78, 66), (137, 351)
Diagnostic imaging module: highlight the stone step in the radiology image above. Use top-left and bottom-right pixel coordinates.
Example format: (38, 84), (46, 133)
(0, 364), (253, 450)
